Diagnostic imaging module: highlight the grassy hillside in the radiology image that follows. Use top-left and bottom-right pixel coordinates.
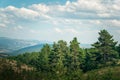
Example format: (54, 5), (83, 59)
(0, 53), (9, 58)
(0, 58), (35, 80)
(82, 66), (120, 80)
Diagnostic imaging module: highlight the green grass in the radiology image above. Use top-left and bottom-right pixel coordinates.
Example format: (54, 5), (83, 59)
(82, 66), (120, 80)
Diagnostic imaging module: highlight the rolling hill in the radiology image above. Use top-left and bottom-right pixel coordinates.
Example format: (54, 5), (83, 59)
(12, 44), (45, 55)
(0, 37), (40, 53)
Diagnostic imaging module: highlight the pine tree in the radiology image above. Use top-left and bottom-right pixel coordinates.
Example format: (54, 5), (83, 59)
(63, 37), (83, 79)
(92, 29), (118, 66)
(81, 48), (99, 72)
(37, 44), (51, 71)
(116, 44), (120, 58)
(49, 40), (68, 77)
(69, 37), (83, 71)
(49, 42), (59, 72)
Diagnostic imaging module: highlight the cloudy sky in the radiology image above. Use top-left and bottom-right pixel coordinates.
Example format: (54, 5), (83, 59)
(0, 0), (120, 44)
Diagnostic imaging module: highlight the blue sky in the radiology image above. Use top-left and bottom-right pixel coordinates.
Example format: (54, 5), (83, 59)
(0, 0), (76, 7)
(0, 0), (120, 44)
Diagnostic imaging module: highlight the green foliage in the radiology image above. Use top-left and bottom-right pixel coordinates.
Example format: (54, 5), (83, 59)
(92, 29), (118, 66)
(35, 44), (51, 71)
(49, 40), (68, 76)
(9, 52), (39, 65)
(3, 29), (120, 80)
(68, 37), (84, 71)
(116, 44), (120, 58)
(81, 48), (99, 72)
(83, 66), (120, 80)
(0, 58), (34, 80)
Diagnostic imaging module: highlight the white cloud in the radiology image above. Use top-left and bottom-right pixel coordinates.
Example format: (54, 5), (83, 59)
(0, 0), (120, 43)
(30, 30), (36, 33)
(97, 13), (110, 18)
(0, 12), (12, 27)
(54, 27), (78, 34)
(1, 0), (120, 26)
(51, 18), (82, 26)
(5, 6), (40, 20)
(5, 6), (16, 11)
(55, 0), (105, 13)
(29, 29), (40, 34)
(0, 24), (6, 28)
(73, 0), (105, 11)
(17, 8), (39, 19)
(30, 4), (49, 13)
(18, 25), (23, 29)
(112, 4), (120, 11)
(111, 20), (120, 27)
(65, 28), (78, 34)
(54, 28), (62, 33)
(14, 25), (23, 30)
(89, 20), (101, 25)
(100, 20), (120, 28)
(0, 5), (51, 22)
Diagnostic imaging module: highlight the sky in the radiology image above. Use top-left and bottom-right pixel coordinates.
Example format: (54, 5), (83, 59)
(0, 0), (120, 44)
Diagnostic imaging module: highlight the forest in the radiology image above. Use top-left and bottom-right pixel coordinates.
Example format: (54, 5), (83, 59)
(0, 29), (120, 80)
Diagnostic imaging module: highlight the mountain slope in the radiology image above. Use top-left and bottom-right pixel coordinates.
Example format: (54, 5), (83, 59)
(12, 44), (45, 55)
(12, 44), (53, 56)
(0, 37), (40, 53)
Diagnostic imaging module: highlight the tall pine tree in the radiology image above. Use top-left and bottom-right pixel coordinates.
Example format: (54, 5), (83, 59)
(36, 44), (51, 71)
(49, 40), (68, 75)
(92, 29), (118, 66)
(69, 37), (83, 71)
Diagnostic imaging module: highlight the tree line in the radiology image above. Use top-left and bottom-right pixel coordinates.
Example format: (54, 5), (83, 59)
(8, 29), (120, 80)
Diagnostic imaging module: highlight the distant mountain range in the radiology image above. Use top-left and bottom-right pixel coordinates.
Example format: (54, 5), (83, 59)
(0, 37), (91, 56)
(12, 44), (48, 56)
(0, 37), (51, 55)
(0, 37), (39, 51)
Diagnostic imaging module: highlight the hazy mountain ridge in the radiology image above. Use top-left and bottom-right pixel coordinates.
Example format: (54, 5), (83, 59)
(0, 37), (91, 55)
(11, 43), (90, 56)
(0, 37), (46, 54)
(12, 44), (45, 55)
(0, 37), (39, 50)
